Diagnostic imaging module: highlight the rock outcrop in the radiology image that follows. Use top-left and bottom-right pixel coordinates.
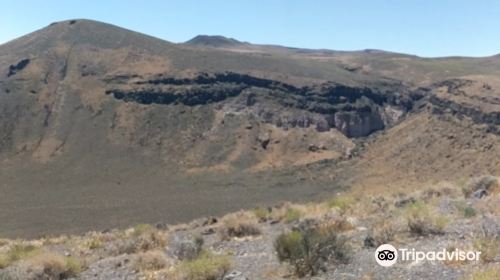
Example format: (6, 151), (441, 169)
(106, 72), (423, 138)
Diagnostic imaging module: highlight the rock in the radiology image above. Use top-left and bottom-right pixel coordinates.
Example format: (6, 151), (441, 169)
(364, 235), (376, 248)
(395, 197), (417, 208)
(202, 216), (218, 226)
(308, 144), (326, 152)
(155, 222), (168, 230)
(465, 176), (499, 198)
(472, 189), (488, 199)
(333, 110), (385, 138)
(201, 228), (216, 235)
(257, 133), (271, 149)
(223, 270), (248, 280)
(7, 58), (30, 77)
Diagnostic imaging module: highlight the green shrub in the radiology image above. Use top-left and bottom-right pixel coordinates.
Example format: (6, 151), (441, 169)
(0, 244), (39, 268)
(328, 196), (355, 214)
(179, 251), (231, 280)
(133, 224), (155, 235)
(463, 206), (477, 218)
(252, 207), (270, 222)
(85, 237), (104, 250)
(284, 208), (303, 223)
(0, 255), (9, 269)
(274, 225), (351, 277)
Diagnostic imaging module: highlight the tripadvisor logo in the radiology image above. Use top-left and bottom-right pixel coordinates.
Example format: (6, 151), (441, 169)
(375, 244), (481, 267)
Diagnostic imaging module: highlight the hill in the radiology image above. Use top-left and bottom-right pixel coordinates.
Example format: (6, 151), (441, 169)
(0, 19), (499, 239)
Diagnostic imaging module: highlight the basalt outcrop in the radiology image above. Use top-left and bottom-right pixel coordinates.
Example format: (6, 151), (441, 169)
(106, 72), (423, 137)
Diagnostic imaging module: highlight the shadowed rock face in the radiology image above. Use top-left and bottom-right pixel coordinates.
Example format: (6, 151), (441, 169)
(7, 58), (30, 77)
(106, 72), (422, 137)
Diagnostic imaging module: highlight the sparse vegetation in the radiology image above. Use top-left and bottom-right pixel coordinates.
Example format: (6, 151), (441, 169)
(117, 224), (167, 254)
(0, 244), (38, 268)
(252, 207), (270, 222)
(133, 250), (169, 272)
(405, 201), (449, 235)
(274, 224), (351, 277)
(173, 235), (204, 261)
(219, 211), (261, 240)
(28, 252), (82, 279)
(0, 251), (82, 280)
(465, 266), (500, 280)
(371, 219), (398, 245)
(284, 207), (303, 223)
(473, 237), (500, 263)
(85, 236), (104, 249)
(328, 196), (356, 214)
(178, 251), (231, 280)
(463, 206), (477, 218)
(462, 176), (499, 198)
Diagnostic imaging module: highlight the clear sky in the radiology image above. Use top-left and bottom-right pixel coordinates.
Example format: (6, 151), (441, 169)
(1, 0), (499, 57)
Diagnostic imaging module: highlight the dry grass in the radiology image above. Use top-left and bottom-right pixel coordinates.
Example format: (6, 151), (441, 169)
(252, 207), (270, 222)
(84, 236), (104, 250)
(219, 211), (261, 240)
(404, 201), (449, 236)
(274, 223), (351, 277)
(473, 237), (500, 263)
(133, 250), (169, 272)
(19, 251), (81, 279)
(0, 243), (39, 268)
(177, 251), (231, 280)
(462, 176), (499, 198)
(464, 266), (500, 280)
(442, 244), (470, 267)
(117, 224), (168, 254)
(327, 195), (356, 214)
(371, 219), (399, 245)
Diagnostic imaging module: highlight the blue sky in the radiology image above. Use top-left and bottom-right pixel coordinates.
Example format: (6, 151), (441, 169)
(1, 0), (499, 57)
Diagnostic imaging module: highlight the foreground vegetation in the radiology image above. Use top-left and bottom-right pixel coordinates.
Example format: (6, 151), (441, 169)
(0, 176), (498, 279)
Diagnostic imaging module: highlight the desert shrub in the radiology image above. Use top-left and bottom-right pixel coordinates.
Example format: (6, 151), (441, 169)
(0, 255), (9, 269)
(219, 211), (261, 240)
(474, 237), (500, 263)
(405, 201), (448, 235)
(462, 176), (499, 198)
(274, 224), (351, 277)
(85, 236), (104, 250)
(252, 207), (270, 222)
(23, 251), (81, 279)
(178, 251), (231, 280)
(453, 200), (477, 218)
(172, 235), (204, 261)
(284, 208), (303, 223)
(463, 206), (477, 218)
(133, 250), (168, 272)
(133, 224), (155, 235)
(327, 196), (355, 214)
(118, 225), (167, 254)
(371, 220), (398, 245)
(0, 244), (38, 268)
(466, 266), (500, 280)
